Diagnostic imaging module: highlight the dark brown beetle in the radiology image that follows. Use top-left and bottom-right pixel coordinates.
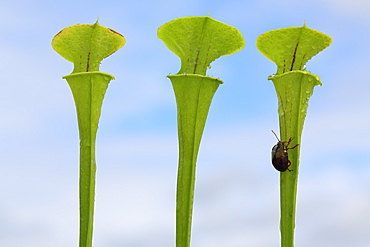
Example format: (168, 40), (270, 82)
(271, 130), (299, 172)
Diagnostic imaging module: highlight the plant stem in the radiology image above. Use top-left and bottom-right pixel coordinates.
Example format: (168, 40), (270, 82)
(52, 21), (124, 247)
(158, 16), (244, 247)
(64, 72), (113, 247)
(257, 24), (331, 246)
(271, 71), (321, 247)
(169, 74), (221, 247)
(279, 149), (299, 247)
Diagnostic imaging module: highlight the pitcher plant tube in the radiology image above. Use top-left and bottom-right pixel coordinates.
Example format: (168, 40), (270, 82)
(52, 20), (125, 247)
(158, 16), (245, 247)
(256, 23), (332, 247)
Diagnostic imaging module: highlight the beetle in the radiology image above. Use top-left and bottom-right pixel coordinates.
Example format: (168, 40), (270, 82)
(271, 130), (299, 172)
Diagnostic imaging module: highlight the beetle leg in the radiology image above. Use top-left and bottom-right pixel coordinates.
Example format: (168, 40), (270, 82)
(287, 143), (299, 150)
(287, 160), (293, 172)
(285, 137), (294, 146)
(283, 137), (295, 147)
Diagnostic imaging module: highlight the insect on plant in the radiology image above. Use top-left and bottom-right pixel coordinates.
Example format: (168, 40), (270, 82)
(271, 130), (299, 172)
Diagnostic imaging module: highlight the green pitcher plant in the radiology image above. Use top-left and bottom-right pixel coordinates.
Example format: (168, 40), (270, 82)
(52, 20), (125, 247)
(158, 16), (245, 247)
(257, 23), (332, 247)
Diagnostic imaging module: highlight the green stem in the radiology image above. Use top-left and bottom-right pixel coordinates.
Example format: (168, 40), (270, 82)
(64, 72), (113, 247)
(170, 74), (221, 247)
(257, 24), (331, 246)
(279, 155), (299, 247)
(52, 21), (124, 247)
(79, 139), (96, 247)
(271, 71), (321, 247)
(158, 16), (244, 247)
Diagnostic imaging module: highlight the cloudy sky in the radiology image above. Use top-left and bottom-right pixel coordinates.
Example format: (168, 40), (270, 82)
(1, 0), (370, 246)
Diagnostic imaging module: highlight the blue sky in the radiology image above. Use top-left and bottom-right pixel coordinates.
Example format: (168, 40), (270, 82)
(1, 0), (370, 246)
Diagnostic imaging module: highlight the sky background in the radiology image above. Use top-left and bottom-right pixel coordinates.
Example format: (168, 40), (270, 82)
(1, 0), (370, 246)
